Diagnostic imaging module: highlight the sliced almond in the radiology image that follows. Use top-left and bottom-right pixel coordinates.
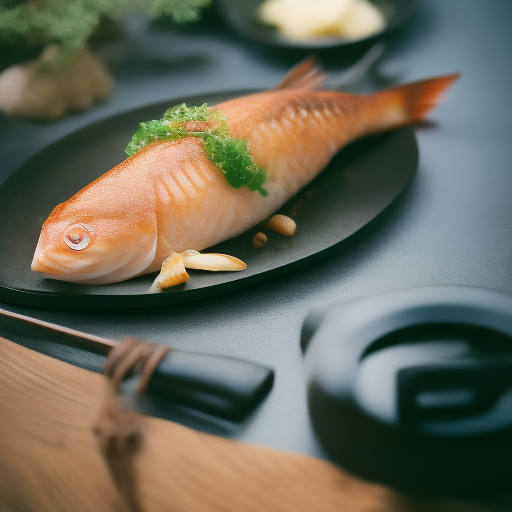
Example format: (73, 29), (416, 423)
(268, 214), (297, 236)
(183, 253), (247, 271)
(151, 252), (189, 291)
(180, 249), (200, 260)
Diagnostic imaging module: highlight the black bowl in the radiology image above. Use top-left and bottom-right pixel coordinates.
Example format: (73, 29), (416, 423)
(217, 0), (416, 50)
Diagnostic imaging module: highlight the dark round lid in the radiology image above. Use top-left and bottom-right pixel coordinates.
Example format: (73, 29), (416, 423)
(302, 285), (512, 496)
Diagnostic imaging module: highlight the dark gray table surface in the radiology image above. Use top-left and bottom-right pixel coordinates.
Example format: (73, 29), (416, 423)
(1, 1), (511, 509)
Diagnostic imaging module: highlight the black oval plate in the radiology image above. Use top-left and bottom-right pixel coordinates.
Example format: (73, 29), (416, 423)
(217, 0), (416, 50)
(0, 90), (417, 310)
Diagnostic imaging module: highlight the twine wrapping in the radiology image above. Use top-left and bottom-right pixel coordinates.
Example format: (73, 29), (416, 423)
(93, 338), (170, 512)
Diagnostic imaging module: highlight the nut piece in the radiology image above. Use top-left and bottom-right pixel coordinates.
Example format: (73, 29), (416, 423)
(151, 253), (189, 291)
(253, 232), (268, 248)
(179, 249), (201, 264)
(268, 214), (297, 236)
(151, 250), (247, 291)
(183, 253), (247, 271)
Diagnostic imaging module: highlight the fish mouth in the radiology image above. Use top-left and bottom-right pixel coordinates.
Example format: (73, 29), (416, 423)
(31, 257), (64, 276)
(31, 247), (101, 278)
(31, 237), (61, 275)
(31, 235), (158, 284)
(32, 248), (131, 282)
(31, 235), (125, 281)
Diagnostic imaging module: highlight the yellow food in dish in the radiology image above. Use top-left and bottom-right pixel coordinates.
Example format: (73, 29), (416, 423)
(259, 0), (386, 41)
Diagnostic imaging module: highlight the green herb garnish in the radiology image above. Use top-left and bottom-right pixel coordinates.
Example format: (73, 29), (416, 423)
(126, 103), (268, 196)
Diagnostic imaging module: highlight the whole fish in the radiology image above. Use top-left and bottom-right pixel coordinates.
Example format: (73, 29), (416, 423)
(31, 60), (459, 284)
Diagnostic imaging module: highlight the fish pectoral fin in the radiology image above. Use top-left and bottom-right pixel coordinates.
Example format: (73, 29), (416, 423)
(273, 56), (327, 91)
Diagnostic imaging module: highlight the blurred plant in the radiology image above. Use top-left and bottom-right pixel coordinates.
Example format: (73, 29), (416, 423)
(0, 0), (210, 53)
(0, 0), (210, 121)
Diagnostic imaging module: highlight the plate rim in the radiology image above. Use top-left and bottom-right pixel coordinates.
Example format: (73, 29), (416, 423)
(0, 90), (418, 310)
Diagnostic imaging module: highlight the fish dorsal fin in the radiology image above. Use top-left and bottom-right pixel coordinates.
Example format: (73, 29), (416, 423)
(273, 56), (327, 91)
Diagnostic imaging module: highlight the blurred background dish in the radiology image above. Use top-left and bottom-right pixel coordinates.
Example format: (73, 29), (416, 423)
(217, 0), (416, 49)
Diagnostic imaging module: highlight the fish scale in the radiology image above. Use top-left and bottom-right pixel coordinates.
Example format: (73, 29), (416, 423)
(31, 61), (459, 284)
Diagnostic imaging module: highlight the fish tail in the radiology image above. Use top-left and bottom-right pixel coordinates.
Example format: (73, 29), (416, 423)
(366, 73), (461, 132)
(394, 73), (461, 121)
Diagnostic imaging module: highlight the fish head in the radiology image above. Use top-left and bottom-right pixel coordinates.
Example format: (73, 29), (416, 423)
(31, 203), (157, 284)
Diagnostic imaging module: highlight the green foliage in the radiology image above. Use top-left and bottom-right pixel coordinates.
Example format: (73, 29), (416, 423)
(204, 135), (268, 195)
(126, 103), (213, 155)
(0, 0), (210, 50)
(126, 103), (269, 196)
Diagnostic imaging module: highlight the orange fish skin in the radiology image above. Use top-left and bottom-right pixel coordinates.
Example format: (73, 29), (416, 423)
(31, 74), (459, 284)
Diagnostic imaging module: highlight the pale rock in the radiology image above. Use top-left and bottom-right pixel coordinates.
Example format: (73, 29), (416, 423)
(0, 45), (114, 121)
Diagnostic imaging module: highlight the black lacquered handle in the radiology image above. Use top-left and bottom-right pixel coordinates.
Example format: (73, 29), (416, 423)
(0, 308), (274, 422)
(147, 350), (274, 422)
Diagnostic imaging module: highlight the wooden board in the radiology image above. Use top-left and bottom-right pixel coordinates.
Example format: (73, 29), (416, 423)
(0, 336), (487, 512)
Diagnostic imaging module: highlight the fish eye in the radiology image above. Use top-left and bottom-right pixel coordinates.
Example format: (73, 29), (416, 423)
(63, 224), (90, 251)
